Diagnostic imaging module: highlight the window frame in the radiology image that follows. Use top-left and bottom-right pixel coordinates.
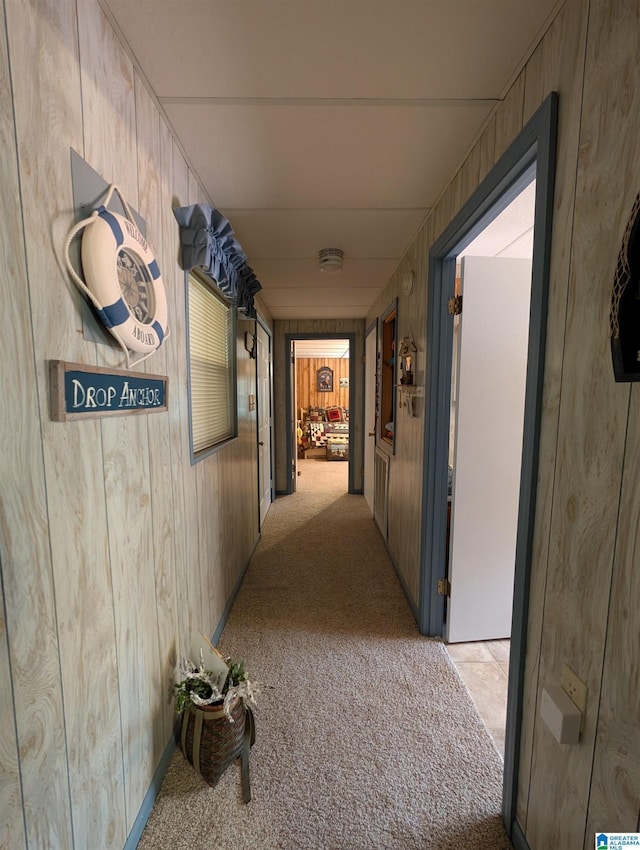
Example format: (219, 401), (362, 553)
(185, 269), (238, 463)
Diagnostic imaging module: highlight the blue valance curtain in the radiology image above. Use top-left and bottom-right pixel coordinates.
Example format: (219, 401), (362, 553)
(173, 204), (262, 318)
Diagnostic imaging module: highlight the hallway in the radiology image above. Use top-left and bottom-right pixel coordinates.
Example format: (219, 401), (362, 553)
(138, 462), (511, 849)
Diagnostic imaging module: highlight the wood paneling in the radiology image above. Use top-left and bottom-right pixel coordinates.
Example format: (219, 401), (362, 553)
(494, 72), (525, 161)
(529, 2), (640, 845)
(586, 385), (640, 835)
(5, 1), (640, 849)
(478, 116), (497, 184)
(365, 228), (430, 607)
(197, 448), (222, 633)
(0, 7), (30, 848)
(515, 0), (590, 829)
(0, 1), (261, 847)
(522, 38), (546, 126)
(366, 4), (640, 847)
(103, 413), (158, 829)
(189, 169), (214, 637)
(150, 100), (180, 744)
(458, 141), (482, 214)
(136, 70), (178, 760)
(296, 357), (350, 413)
(169, 147), (197, 656)
(432, 183), (452, 244)
(0, 579), (24, 850)
(386, 243), (428, 605)
(77, 0), (138, 220)
(78, 2), (156, 831)
(4, 0), (91, 847)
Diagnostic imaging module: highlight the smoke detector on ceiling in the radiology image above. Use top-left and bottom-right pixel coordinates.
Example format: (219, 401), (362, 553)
(318, 248), (344, 274)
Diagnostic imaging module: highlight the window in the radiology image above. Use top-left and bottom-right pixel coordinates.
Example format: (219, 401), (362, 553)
(187, 271), (237, 458)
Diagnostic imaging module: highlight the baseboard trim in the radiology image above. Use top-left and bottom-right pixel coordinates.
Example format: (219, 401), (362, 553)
(511, 819), (531, 850)
(124, 536), (259, 849)
(123, 735), (176, 850)
(211, 534), (259, 645)
(374, 520), (419, 622)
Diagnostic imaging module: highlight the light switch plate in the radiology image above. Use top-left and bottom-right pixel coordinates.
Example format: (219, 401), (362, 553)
(541, 684), (582, 745)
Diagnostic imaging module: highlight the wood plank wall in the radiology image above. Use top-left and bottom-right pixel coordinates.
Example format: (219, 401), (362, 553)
(2, 0), (639, 848)
(273, 320), (364, 493)
(296, 357), (350, 414)
(0, 2), (267, 848)
(365, 0), (640, 845)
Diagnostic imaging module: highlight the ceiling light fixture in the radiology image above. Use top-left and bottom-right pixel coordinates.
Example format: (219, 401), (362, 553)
(318, 248), (344, 274)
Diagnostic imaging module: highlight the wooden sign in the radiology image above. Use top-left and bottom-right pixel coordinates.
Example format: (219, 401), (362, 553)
(316, 366), (333, 392)
(50, 360), (168, 421)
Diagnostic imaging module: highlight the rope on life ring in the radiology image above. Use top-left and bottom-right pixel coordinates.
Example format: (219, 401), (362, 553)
(64, 183), (170, 368)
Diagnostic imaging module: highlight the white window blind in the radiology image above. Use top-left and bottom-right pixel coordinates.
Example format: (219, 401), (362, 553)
(188, 272), (234, 453)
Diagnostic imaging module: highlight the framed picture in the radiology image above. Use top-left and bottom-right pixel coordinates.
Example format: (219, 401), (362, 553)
(316, 366), (333, 392)
(339, 376), (349, 387)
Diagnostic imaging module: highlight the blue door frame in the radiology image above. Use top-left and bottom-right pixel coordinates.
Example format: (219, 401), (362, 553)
(418, 93), (558, 838)
(284, 332), (357, 495)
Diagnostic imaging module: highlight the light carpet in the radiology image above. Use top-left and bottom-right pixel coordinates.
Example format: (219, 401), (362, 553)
(137, 459), (512, 849)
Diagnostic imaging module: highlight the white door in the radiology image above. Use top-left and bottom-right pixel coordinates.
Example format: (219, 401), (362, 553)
(446, 256), (532, 643)
(256, 323), (272, 526)
(364, 327), (377, 514)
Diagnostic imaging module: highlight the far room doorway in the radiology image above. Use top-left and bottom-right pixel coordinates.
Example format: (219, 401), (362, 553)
(289, 336), (353, 492)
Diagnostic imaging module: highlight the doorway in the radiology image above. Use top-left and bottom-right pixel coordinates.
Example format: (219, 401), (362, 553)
(419, 94), (558, 835)
(286, 334), (354, 492)
(256, 320), (274, 528)
(444, 179), (535, 761)
(364, 322), (377, 515)
(446, 181), (535, 643)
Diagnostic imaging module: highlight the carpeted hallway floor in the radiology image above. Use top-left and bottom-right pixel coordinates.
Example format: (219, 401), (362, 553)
(137, 459), (513, 849)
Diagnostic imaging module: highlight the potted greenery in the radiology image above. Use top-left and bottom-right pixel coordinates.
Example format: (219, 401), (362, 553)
(174, 640), (257, 802)
(174, 654), (256, 716)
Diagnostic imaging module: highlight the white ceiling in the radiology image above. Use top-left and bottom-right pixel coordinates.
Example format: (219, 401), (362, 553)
(103, 0), (560, 320)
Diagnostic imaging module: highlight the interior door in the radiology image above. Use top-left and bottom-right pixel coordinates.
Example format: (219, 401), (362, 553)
(289, 339), (297, 492)
(256, 322), (272, 526)
(364, 326), (377, 514)
(446, 256), (532, 643)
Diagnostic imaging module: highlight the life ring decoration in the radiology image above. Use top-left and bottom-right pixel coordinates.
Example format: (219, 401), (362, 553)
(64, 184), (170, 367)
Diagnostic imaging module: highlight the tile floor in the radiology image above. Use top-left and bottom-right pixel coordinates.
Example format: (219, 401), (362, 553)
(445, 639), (510, 758)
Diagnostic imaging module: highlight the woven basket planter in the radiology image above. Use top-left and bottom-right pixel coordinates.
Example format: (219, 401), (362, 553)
(178, 697), (255, 802)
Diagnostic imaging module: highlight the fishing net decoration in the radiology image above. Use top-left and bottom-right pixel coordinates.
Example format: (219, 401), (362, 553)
(611, 191), (640, 381)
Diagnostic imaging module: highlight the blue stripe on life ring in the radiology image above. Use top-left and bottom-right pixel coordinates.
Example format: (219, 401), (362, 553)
(99, 207), (124, 247)
(98, 297), (130, 329)
(152, 320), (165, 344)
(148, 259), (161, 280)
